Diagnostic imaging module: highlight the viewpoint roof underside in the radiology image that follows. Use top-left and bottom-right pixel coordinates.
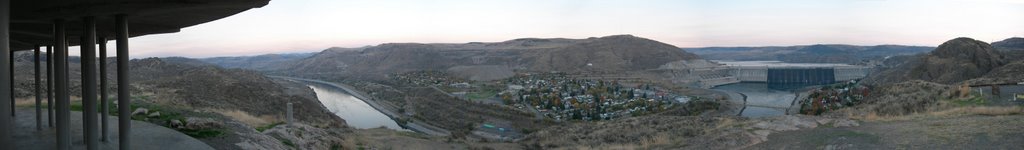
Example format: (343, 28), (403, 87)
(8, 0), (270, 51)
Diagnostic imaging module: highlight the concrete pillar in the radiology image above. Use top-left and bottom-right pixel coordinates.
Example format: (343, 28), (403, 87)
(0, 0), (11, 148)
(99, 38), (108, 142)
(115, 14), (132, 150)
(81, 16), (99, 150)
(34, 45), (40, 131)
(287, 102), (293, 128)
(8, 50), (11, 117)
(54, 19), (71, 150)
(46, 45), (52, 127)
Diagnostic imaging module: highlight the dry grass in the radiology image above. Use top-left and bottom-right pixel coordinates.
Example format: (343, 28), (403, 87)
(14, 96), (82, 107)
(560, 133), (673, 150)
(854, 111), (912, 122)
(927, 106), (1023, 117)
(851, 106), (1023, 122)
(639, 133), (672, 149)
(211, 109), (280, 127)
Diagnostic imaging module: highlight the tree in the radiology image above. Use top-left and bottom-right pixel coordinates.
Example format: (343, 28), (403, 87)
(502, 94), (513, 105)
(552, 97), (563, 110)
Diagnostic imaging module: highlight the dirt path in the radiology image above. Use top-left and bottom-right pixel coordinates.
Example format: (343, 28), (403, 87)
(749, 115), (1024, 149)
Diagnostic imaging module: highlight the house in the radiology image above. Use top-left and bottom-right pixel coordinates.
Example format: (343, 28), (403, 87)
(508, 85), (525, 91)
(450, 82), (471, 88)
(675, 96), (691, 103)
(452, 92), (467, 97)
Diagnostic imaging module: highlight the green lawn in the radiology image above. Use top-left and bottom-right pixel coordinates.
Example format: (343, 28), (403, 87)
(465, 90), (497, 101)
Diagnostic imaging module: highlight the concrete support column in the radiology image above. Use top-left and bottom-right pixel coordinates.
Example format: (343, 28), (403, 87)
(46, 45), (52, 127)
(287, 102), (293, 128)
(115, 14), (132, 150)
(53, 19), (70, 150)
(99, 38), (109, 142)
(34, 45), (40, 131)
(0, 0), (11, 148)
(8, 50), (11, 117)
(81, 16), (99, 150)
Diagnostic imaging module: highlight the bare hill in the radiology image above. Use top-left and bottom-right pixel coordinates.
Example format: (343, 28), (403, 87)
(11, 55), (342, 127)
(199, 52), (315, 71)
(863, 37), (1006, 85)
(276, 35), (702, 80)
(992, 37), (1024, 51)
(966, 60), (1024, 85)
(685, 44), (932, 64)
(129, 58), (343, 126)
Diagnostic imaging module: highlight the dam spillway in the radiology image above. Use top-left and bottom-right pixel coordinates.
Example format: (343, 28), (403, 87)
(766, 68), (834, 89)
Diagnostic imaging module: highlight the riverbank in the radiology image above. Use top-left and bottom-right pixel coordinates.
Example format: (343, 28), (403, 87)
(270, 76), (452, 136)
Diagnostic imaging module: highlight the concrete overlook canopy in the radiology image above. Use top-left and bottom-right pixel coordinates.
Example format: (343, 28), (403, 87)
(8, 0), (270, 51)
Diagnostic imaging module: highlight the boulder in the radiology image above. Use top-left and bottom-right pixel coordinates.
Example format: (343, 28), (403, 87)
(131, 108), (149, 116)
(832, 119), (860, 127)
(148, 111), (161, 118)
(185, 117), (224, 130)
(170, 120), (184, 129)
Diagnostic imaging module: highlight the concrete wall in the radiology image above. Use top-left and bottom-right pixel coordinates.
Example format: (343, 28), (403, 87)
(699, 76), (739, 88)
(834, 66), (870, 81)
(734, 66), (768, 82)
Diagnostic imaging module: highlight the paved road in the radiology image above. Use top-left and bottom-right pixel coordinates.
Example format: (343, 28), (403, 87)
(12, 108), (214, 150)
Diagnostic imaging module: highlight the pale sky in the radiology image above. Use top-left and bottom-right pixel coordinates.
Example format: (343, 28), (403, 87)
(75, 0), (1024, 58)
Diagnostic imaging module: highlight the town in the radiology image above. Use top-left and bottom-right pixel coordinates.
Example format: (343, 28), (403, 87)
(391, 71), (692, 121)
(502, 73), (686, 121)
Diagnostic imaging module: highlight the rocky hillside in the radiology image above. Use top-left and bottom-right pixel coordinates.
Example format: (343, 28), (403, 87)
(992, 37), (1024, 51)
(863, 37), (1006, 85)
(272, 35), (701, 81)
(128, 57), (343, 127)
(12, 54), (342, 126)
(685, 44), (932, 64)
(966, 60), (1024, 85)
(992, 37), (1024, 62)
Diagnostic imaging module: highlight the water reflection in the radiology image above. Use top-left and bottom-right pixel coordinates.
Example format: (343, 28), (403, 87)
(308, 84), (407, 130)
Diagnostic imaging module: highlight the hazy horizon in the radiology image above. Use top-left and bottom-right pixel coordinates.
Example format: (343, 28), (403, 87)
(57, 0), (1024, 58)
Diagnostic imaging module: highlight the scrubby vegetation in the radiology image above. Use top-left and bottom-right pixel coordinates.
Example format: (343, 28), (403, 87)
(799, 81), (870, 115)
(404, 87), (550, 135)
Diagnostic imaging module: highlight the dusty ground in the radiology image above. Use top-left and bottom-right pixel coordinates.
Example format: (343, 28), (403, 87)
(343, 128), (522, 150)
(750, 114), (1024, 149)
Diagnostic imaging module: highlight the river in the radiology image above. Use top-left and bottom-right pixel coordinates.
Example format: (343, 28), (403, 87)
(306, 83), (408, 130)
(713, 83), (797, 118)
